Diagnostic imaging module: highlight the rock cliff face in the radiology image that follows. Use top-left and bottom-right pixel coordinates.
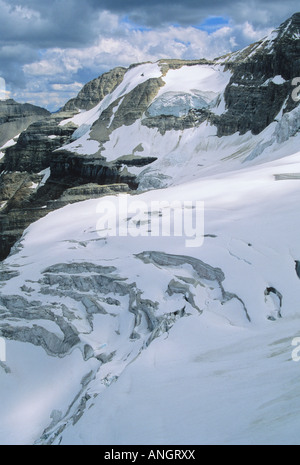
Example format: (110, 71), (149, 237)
(0, 99), (50, 148)
(0, 13), (299, 260)
(0, 111), (78, 259)
(214, 12), (300, 136)
(4, 114), (77, 172)
(62, 67), (127, 111)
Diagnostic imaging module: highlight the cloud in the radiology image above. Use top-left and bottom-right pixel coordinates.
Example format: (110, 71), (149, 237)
(51, 82), (83, 92)
(0, 0), (298, 110)
(92, 0), (299, 28)
(0, 76), (9, 100)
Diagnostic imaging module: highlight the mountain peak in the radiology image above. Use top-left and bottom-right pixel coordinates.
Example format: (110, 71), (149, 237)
(271, 11), (300, 40)
(289, 11), (300, 21)
(217, 11), (299, 81)
(284, 11), (300, 26)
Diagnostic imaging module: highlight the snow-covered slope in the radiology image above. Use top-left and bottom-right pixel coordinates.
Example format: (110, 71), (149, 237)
(57, 62), (231, 166)
(0, 13), (300, 445)
(1, 146), (300, 444)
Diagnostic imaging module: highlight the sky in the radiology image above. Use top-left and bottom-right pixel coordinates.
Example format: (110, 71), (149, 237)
(0, 0), (298, 111)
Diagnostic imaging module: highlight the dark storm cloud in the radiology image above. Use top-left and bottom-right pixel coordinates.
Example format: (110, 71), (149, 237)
(0, 0), (104, 48)
(0, 0), (298, 52)
(92, 0), (299, 27)
(0, 43), (38, 87)
(0, 0), (111, 91)
(1, 0), (299, 46)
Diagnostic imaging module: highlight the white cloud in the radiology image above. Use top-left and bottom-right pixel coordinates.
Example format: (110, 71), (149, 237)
(13, 4), (40, 21)
(24, 59), (62, 76)
(22, 22), (241, 79)
(0, 77), (10, 100)
(51, 82), (83, 92)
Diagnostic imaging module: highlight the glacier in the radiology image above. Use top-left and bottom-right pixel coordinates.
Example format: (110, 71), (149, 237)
(1, 144), (300, 444)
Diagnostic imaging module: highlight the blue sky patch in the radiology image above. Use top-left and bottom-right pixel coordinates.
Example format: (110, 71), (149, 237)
(197, 16), (230, 33)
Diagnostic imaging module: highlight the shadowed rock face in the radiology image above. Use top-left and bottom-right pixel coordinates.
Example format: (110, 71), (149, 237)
(0, 170), (52, 260)
(214, 13), (300, 136)
(3, 114), (77, 173)
(0, 99), (50, 148)
(0, 111), (79, 260)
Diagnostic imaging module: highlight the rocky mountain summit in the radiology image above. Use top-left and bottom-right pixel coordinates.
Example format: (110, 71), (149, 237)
(215, 12), (300, 135)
